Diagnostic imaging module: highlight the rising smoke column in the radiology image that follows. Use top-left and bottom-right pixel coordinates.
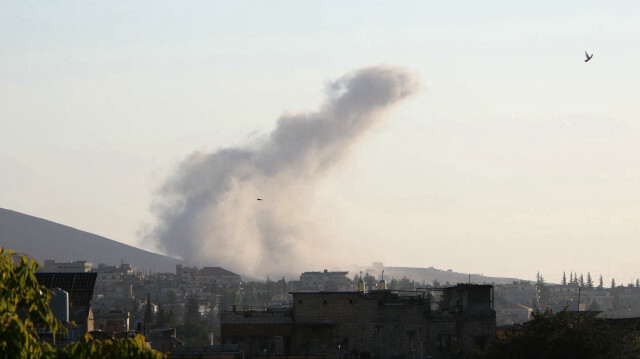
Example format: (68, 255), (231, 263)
(151, 65), (420, 277)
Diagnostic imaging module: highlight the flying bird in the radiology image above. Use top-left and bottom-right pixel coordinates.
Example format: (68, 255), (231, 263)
(584, 51), (593, 62)
(257, 198), (262, 201)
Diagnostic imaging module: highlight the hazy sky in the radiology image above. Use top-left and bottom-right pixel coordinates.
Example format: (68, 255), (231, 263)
(2, 1), (640, 281)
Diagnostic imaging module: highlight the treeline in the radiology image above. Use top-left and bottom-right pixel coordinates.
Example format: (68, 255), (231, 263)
(536, 271), (640, 289)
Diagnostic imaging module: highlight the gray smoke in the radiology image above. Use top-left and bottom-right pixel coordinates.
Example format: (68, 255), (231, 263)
(150, 65), (420, 278)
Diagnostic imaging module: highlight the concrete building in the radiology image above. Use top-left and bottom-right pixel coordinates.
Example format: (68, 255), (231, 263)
(579, 289), (614, 312)
(176, 265), (199, 282)
(93, 309), (131, 333)
(43, 260), (93, 273)
(495, 305), (532, 325)
(494, 282), (537, 307)
(299, 270), (351, 292)
(221, 284), (495, 359)
(198, 267), (242, 287)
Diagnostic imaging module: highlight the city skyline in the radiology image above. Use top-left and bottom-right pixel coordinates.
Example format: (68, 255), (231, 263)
(3, 2), (640, 281)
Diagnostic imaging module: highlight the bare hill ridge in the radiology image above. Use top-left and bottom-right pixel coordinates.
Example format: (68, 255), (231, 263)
(1, 208), (523, 284)
(0, 208), (181, 273)
(377, 266), (521, 286)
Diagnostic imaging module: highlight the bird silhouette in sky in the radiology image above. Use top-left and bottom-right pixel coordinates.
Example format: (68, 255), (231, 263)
(257, 198), (262, 201)
(584, 51), (593, 62)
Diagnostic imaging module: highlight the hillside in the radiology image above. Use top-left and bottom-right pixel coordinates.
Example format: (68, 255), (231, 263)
(381, 266), (521, 286)
(0, 208), (182, 273)
(0, 208), (524, 284)
(349, 263), (522, 286)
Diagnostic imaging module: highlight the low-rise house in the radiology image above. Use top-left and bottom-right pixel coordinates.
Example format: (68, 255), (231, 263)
(176, 265), (199, 282)
(494, 281), (537, 307)
(93, 309), (131, 333)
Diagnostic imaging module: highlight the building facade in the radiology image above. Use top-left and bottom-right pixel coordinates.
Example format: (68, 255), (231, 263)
(221, 284), (495, 359)
(43, 260), (93, 273)
(299, 270), (351, 292)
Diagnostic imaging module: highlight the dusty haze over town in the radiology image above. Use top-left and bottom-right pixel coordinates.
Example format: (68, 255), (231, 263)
(2, 2), (640, 281)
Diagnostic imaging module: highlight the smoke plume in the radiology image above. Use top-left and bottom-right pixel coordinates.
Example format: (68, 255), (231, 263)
(150, 65), (420, 278)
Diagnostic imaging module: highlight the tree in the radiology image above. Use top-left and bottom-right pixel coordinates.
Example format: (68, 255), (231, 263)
(598, 275), (604, 290)
(482, 308), (638, 359)
(636, 279), (640, 288)
(397, 276), (415, 291)
(184, 295), (201, 324)
(44, 334), (163, 359)
(0, 248), (62, 359)
(0, 248), (162, 359)
(177, 295), (207, 346)
(389, 278), (399, 290)
(536, 272), (548, 303)
(611, 278), (616, 289)
(570, 272), (574, 283)
(579, 273), (585, 288)
(162, 290), (177, 305)
(219, 288), (239, 311)
(143, 292), (153, 330)
(562, 271), (567, 286)
(154, 304), (172, 329)
(586, 273), (593, 289)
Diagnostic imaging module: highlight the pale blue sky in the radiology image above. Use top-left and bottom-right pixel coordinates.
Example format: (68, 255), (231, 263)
(2, 1), (640, 281)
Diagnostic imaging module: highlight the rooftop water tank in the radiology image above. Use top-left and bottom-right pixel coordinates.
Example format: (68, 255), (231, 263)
(50, 287), (69, 323)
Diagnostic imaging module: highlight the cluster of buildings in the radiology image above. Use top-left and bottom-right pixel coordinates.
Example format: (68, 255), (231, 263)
(37, 259), (243, 352)
(38, 258), (640, 358)
(36, 260), (498, 358)
(494, 281), (640, 325)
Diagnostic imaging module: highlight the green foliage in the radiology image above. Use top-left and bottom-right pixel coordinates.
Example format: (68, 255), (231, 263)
(586, 272), (594, 288)
(483, 309), (639, 359)
(162, 290), (177, 305)
(389, 278), (399, 290)
(219, 288), (240, 310)
(144, 293), (153, 327)
(177, 295), (209, 346)
(42, 333), (163, 359)
(153, 304), (173, 329)
(0, 248), (163, 359)
(0, 248), (62, 359)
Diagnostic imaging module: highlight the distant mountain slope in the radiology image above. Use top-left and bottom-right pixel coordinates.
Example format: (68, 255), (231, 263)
(348, 264), (522, 286)
(0, 208), (182, 273)
(381, 266), (521, 286)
